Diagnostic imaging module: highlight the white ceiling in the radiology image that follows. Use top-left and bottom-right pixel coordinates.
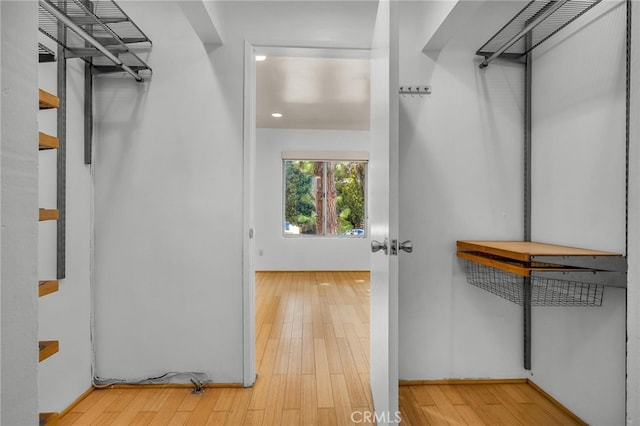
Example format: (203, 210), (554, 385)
(256, 55), (371, 131)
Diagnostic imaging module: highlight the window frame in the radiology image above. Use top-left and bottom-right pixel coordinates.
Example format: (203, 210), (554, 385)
(281, 153), (369, 239)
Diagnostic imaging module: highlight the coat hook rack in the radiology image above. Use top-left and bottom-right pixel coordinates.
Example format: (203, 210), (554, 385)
(399, 85), (431, 96)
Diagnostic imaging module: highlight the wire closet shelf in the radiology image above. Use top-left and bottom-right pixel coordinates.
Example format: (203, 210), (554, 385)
(456, 241), (626, 308)
(462, 259), (605, 307)
(38, 0), (152, 81)
(476, 0), (602, 66)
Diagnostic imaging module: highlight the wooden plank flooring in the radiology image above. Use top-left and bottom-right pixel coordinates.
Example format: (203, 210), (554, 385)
(399, 383), (585, 425)
(59, 271), (584, 425)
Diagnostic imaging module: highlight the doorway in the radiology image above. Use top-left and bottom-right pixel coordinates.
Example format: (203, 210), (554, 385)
(251, 48), (372, 272)
(242, 45), (375, 420)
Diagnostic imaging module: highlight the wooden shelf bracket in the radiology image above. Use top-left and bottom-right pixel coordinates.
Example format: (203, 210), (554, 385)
(38, 89), (59, 109)
(39, 340), (59, 362)
(39, 280), (59, 297)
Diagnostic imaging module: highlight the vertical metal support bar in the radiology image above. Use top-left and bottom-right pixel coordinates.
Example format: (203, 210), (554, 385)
(524, 34), (533, 242)
(84, 64), (92, 164)
(523, 277), (532, 370)
(625, 0), (631, 256)
(56, 23), (67, 279)
(624, 2), (631, 419)
(84, 0), (93, 165)
(523, 30), (533, 371)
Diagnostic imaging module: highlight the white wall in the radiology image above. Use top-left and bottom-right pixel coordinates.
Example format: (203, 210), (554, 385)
(37, 46), (94, 412)
(0, 0), (3, 411)
(529, 2), (627, 424)
(0, 2), (38, 424)
(398, 1), (527, 381)
(398, 1), (629, 424)
(255, 128), (370, 271)
(93, 0), (377, 383)
(93, 1), (244, 383)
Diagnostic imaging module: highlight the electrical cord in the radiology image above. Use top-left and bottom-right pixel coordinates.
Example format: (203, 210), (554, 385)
(93, 371), (209, 389)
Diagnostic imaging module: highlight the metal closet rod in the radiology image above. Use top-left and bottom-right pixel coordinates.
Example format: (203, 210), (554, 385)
(479, 0), (570, 68)
(39, 0), (144, 82)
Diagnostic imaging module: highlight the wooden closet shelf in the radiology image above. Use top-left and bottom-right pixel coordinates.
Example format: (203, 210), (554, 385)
(39, 280), (59, 297)
(457, 240), (627, 288)
(39, 132), (59, 150)
(38, 89), (59, 109)
(39, 209), (59, 222)
(457, 240), (621, 262)
(39, 340), (59, 362)
(39, 412), (59, 426)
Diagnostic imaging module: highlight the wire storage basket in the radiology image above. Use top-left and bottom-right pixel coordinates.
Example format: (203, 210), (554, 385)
(462, 259), (604, 307)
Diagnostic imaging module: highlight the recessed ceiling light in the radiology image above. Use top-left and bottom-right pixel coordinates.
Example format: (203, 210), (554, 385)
(255, 55), (267, 62)
(271, 112), (283, 118)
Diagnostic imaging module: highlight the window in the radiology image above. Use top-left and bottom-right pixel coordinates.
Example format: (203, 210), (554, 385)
(283, 159), (367, 237)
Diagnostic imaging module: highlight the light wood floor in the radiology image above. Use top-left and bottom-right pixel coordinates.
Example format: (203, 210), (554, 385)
(59, 271), (583, 425)
(400, 382), (584, 425)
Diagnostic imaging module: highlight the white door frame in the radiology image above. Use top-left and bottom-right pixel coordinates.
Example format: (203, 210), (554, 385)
(242, 41), (257, 387)
(241, 41), (374, 388)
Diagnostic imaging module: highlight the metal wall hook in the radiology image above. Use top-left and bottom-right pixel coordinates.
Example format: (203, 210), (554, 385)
(399, 85), (432, 96)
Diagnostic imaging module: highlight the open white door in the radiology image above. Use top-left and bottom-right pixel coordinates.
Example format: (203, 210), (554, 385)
(243, 41), (257, 387)
(369, 0), (400, 424)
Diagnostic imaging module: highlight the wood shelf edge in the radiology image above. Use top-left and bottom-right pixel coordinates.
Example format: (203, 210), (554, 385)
(39, 89), (59, 109)
(457, 240), (531, 261)
(457, 240), (622, 260)
(38, 132), (59, 150)
(39, 340), (59, 362)
(39, 280), (59, 297)
(457, 251), (530, 276)
(39, 412), (59, 426)
(457, 250), (590, 277)
(39, 209), (59, 221)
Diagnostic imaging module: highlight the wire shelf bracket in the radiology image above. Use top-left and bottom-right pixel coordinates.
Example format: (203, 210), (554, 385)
(476, 0), (603, 68)
(38, 0), (152, 82)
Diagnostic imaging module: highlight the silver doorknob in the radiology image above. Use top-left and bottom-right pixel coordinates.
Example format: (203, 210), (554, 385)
(399, 240), (413, 253)
(371, 239), (388, 254)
